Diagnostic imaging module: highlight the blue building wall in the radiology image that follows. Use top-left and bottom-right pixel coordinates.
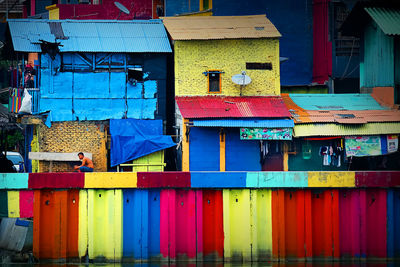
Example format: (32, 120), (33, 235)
(165, 0), (313, 86)
(165, 0), (200, 15)
(225, 128), (261, 171)
(39, 52), (168, 122)
(189, 127), (220, 171)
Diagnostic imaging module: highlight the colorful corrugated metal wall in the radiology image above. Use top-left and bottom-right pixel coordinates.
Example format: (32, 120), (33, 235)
(1, 171), (400, 262)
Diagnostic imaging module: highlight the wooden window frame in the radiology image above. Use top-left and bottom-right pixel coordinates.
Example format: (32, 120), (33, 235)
(207, 70), (222, 94)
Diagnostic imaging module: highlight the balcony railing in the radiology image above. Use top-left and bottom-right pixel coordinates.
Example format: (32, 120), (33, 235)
(9, 88), (40, 114)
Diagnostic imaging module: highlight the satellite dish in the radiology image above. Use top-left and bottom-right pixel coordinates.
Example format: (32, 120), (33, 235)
(232, 72), (251, 86)
(114, 1), (130, 19)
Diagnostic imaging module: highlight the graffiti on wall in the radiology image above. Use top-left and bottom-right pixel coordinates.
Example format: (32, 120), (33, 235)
(240, 128), (292, 140)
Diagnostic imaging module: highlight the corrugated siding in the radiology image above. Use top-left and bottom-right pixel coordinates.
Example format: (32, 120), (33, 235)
(192, 119), (294, 128)
(8, 19), (172, 53)
(365, 8), (400, 36)
(288, 94), (387, 110)
(293, 123), (400, 137)
(361, 20), (395, 88)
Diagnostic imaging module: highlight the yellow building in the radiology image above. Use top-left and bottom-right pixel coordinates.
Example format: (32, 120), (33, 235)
(162, 15), (281, 97)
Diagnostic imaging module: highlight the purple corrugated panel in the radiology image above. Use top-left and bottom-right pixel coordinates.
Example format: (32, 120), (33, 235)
(176, 96), (291, 119)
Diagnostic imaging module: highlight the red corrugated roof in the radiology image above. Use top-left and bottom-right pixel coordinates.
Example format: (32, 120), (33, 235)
(175, 96), (291, 118)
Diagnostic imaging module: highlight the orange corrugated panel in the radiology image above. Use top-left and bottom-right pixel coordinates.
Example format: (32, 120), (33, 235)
(162, 15), (281, 40)
(33, 190), (79, 260)
(281, 94), (312, 123)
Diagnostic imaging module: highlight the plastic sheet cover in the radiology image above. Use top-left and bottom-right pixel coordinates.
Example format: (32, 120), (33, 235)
(110, 119), (176, 167)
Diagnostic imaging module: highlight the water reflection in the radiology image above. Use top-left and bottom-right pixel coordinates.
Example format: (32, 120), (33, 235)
(14, 262), (399, 267)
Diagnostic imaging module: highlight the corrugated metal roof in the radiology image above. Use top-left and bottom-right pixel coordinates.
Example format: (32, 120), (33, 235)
(365, 7), (400, 35)
(7, 19), (172, 53)
(192, 119), (294, 128)
(162, 15), (281, 40)
(294, 123), (400, 137)
(176, 96), (291, 119)
(288, 94), (388, 111)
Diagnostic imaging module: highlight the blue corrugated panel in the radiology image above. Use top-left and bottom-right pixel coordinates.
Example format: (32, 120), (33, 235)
(387, 189), (400, 258)
(123, 189), (160, 260)
(192, 119), (294, 128)
(225, 128), (261, 171)
(289, 94), (388, 110)
(189, 127), (220, 171)
(365, 8), (400, 36)
(191, 172), (247, 188)
(8, 19), (172, 53)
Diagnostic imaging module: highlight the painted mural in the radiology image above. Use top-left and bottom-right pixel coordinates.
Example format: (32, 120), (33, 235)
(240, 128), (292, 140)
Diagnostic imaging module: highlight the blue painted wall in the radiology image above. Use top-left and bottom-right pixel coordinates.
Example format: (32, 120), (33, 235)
(165, 0), (200, 15)
(189, 127), (220, 171)
(387, 189), (400, 258)
(225, 128), (261, 171)
(123, 189), (160, 259)
(165, 0), (313, 86)
(39, 52), (168, 122)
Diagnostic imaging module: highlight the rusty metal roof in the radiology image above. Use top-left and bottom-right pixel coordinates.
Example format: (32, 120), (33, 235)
(162, 15), (281, 40)
(176, 96), (290, 119)
(282, 94), (400, 124)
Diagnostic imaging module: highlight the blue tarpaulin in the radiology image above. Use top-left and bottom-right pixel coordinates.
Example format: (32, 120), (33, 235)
(110, 119), (176, 167)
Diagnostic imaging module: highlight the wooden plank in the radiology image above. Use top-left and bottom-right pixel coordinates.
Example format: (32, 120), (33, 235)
(356, 171), (400, 187)
(85, 173), (137, 188)
(29, 152), (92, 161)
(137, 172), (191, 188)
(191, 172), (246, 188)
(29, 173), (84, 189)
(0, 173), (29, 189)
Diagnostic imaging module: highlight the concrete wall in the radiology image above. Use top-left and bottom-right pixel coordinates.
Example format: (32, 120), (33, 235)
(174, 39), (280, 96)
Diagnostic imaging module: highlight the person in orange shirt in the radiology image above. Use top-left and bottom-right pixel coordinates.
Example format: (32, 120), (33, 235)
(74, 152), (94, 172)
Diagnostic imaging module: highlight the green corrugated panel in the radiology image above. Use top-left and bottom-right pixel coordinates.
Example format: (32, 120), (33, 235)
(365, 8), (400, 35)
(294, 123), (400, 137)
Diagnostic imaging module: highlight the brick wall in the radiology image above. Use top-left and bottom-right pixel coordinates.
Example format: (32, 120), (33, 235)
(174, 38), (280, 96)
(37, 121), (108, 172)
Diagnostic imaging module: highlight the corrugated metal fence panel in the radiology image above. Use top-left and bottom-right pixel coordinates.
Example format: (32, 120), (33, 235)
(0, 173), (29, 189)
(250, 189), (273, 261)
(365, 8), (400, 36)
(223, 189), (251, 261)
(355, 171), (400, 187)
(160, 189), (199, 261)
(7, 191), (20, 218)
(78, 190), (88, 259)
(122, 189), (161, 260)
(19, 190), (34, 218)
(88, 189), (122, 261)
(33, 189), (79, 259)
(387, 189), (400, 258)
(29, 173), (84, 189)
(0, 191), (7, 217)
(191, 172), (246, 188)
(201, 190), (224, 261)
(192, 119), (294, 128)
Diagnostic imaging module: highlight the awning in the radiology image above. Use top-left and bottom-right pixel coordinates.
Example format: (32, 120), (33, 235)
(110, 119), (176, 167)
(192, 119), (294, 128)
(294, 123), (400, 137)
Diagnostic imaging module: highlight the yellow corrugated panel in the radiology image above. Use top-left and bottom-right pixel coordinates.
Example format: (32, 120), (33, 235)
(250, 189), (272, 261)
(7, 191), (20, 218)
(294, 123), (400, 137)
(78, 190), (88, 258)
(88, 189), (122, 261)
(84, 173), (137, 188)
(308, 172), (355, 187)
(130, 151), (165, 172)
(223, 189), (251, 261)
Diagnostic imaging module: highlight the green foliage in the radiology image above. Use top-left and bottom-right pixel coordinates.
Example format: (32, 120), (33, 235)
(5, 130), (23, 150)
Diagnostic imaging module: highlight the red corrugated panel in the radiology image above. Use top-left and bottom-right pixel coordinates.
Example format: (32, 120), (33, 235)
(176, 96), (291, 118)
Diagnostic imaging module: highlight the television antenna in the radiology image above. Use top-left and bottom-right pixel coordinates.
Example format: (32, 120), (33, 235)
(114, 1), (130, 20)
(232, 71), (251, 96)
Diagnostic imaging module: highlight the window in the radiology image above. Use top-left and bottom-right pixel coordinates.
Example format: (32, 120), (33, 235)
(128, 67), (144, 83)
(246, 62), (272, 70)
(207, 70), (221, 93)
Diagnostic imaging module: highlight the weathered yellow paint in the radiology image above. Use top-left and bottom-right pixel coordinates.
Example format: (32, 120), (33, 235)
(46, 4), (59, 20)
(250, 189), (272, 261)
(283, 143), (289, 171)
(129, 151), (165, 172)
(7, 191), (20, 218)
(223, 189), (251, 261)
(174, 38), (280, 96)
(220, 131), (225, 171)
(84, 173), (137, 188)
(308, 171), (355, 187)
(78, 190), (88, 258)
(182, 119), (190, 171)
(88, 189), (122, 261)
(31, 127), (39, 173)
